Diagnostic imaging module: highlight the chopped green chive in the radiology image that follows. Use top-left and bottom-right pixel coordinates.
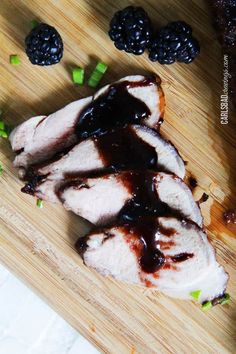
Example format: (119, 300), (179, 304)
(95, 62), (108, 74)
(0, 130), (8, 138)
(88, 78), (99, 88)
(88, 74), (103, 88)
(190, 290), (202, 300)
(88, 61), (108, 88)
(10, 55), (21, 65)
(31, 20), (39, 29)
(0, 111), (11, 139)
(72, 67), (84, 85)
(0, 121), (5, 130)
(36, 199), (43, 208)
(202, 301), (212, 311)
(0, 164), (3, 176)
(0, 123), (12, 139)
(220, 293), (230, 305)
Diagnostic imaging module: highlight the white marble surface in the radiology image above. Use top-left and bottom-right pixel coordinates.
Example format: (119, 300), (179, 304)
(0, 263), (99, 354)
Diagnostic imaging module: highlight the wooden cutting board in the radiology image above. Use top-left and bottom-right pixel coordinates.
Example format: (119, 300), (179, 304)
(0, 1), (235, 353)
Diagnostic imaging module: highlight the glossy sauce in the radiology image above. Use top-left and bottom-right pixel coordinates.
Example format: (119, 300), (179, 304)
(118, 171), (173, 222)
(95, 127), (157, 173)
(198, 192), (209, 204)
(122, 216), (194, 274)
(123, 218), (194, 273)
(76, 236), (88, 256)
(122, 218), (171, 273)
(77, 171), (195, 274)
(21, 174), (47, 195)
(189, 176), (198, 189)
(76, 78), (155, 139)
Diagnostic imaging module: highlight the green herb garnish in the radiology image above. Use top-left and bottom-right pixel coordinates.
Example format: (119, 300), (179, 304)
(10, 55), (21, 65)
(31, 20), (39, 29)
(88, 61), (108, 88)
(0, 164), (3, 176)
(0, 123), (12, 139)
(220, 293), (230, 305)
(190, 290), (202, 300)
(36, 199), (43, 208)
(0, 130), (8, 138)
(202, 301), (212, 311)
(95, 62), (108, 74)
(72, 67), (84, 85)
(0, 110), (11, 139)
(0, 121), (5, 130)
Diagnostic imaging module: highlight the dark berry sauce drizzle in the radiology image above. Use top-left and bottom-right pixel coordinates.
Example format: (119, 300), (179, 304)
(118, 171), (171, 222)
(116, 172), (193, 273)
(121, 218), (192, 273)
(25, 76), (193, 274)
(23, 77), (157, 192)
(74, 77), (193, 274)
(95, 127), (157, 173)
(76, 78), (154, 139)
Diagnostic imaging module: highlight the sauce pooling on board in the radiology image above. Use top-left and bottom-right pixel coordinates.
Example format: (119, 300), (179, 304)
(223, 209), (236, 224)
(76, 78), (155, 139)
(95, 127), (157, 172)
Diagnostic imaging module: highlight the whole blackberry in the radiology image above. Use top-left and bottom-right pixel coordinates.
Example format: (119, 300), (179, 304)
(108, 6), (152, 55)
(25, 23), (63, 66)
(148, 21), (200, 64)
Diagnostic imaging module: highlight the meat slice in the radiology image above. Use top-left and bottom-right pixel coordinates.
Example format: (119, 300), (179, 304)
(22, 125), (185, 202)
(10, 115), (47, 153)
(76, 217), (228, 303)
(10, 97), (92, 168)
(59, 172), (203, 227)
(10, 74), (164, 168)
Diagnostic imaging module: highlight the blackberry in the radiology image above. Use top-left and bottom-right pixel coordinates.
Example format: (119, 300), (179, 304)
(148, 21), (200, 64)
(25, 23), (63, 66)
(108, 6), (152, 55)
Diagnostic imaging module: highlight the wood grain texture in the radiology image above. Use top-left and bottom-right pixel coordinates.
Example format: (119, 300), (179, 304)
(0, 1), (235, 353)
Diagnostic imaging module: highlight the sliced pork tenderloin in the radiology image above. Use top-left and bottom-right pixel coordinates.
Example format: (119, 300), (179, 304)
(10, 115), (46, 153)
(76, 217), (228, 303)
(22, 125), (185, 202)
(10, 96), (92, 168)
(59, 172), (203, 227)
(10, 75), (164, 169)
